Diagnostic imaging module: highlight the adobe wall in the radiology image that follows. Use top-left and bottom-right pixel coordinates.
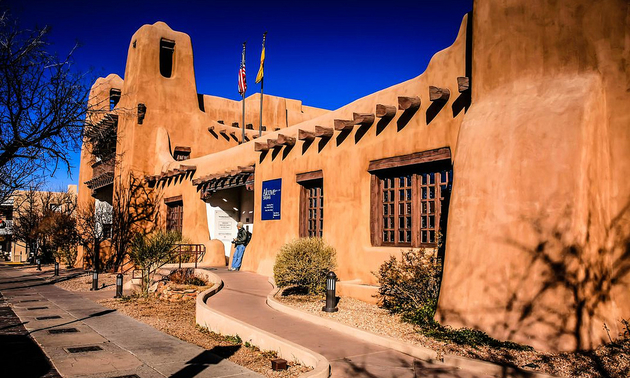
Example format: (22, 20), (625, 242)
(438, 0), (630, 351)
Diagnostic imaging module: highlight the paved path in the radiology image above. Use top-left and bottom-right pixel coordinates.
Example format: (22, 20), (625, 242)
(206, 268), (493, 378)
(0, 265), (263, 378)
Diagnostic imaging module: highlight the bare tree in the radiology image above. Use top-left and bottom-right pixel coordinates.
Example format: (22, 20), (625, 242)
(75, 199), (110, 270)
(108, 173), (160, 271)
(0, 11), (91, 203)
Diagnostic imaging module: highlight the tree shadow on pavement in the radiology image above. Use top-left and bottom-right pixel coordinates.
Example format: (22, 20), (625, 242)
(169, 345), (241, 378)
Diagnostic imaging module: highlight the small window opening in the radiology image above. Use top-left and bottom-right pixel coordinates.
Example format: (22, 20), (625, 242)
(197, 94), (205, 112)
(137, 103), (146, 124)
(160, 38), (175, 78)
(174, 146), (191, 161)
(109, 89), (121, 111)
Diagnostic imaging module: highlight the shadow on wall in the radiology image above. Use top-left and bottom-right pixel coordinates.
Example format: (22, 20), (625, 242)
(440, 202), (630, 362)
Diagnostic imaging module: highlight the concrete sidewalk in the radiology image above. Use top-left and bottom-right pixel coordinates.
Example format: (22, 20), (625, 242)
(0, 265), (263, 378)
(206, 268), (493, 378)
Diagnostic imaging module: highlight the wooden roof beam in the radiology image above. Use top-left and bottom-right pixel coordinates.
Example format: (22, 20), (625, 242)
(398, 96), (421, 111)
(298, 129), (316, 141)
(267, 138), (280, 149)
(376, 104), (396, 118)
(254, 141), (269, 152)
(314, 125), (334, 138)
(353, 112), (375, 125)
(238, 165), (255, 173)
(457, 77), (470, 92)
(277, 133), (296, 146)
(429, 86), (450, 101)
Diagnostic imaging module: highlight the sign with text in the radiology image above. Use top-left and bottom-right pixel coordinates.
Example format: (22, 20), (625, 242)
(261, 178), (282, 220)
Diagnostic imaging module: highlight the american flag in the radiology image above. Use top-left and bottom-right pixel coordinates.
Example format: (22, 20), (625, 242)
(238, 42), (247, 96)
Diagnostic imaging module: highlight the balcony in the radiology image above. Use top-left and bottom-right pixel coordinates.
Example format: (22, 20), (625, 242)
(0, 220), (13, 236)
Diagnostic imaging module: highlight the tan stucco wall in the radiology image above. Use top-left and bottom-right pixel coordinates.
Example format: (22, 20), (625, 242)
(438, 0), (630, 351)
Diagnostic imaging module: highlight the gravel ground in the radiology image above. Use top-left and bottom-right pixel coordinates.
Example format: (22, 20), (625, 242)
(277, 293), (630, 378)
(55, 271), (118, 291)
(100, 297), (310, 378)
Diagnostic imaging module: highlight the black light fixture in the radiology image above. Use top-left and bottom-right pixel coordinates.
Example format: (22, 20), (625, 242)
(36, 258), (41, 271)
(53, 261), (59, 277)
(91, 270), (99, 291)
(115, 273), (123, 298)
(322, 271), (338, 313)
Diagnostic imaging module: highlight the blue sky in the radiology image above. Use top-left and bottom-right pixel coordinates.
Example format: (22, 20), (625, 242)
(6, 0), (472, 190)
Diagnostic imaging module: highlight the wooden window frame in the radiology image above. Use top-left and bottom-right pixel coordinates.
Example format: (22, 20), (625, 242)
(369, 148), (452, 248)
(297, 171), (324, 238)
(165, 199), (183, 233)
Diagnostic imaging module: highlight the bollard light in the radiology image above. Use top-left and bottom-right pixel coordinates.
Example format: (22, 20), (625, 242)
(322, 271), (338, 313)
(36, 259), (42, 271)
(115, 273), (123, 298)
(54, 262), (59, 277)
(91, 270), (99, 291)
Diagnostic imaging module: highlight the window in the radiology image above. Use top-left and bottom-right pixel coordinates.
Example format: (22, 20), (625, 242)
(297, 171), (323, 238)
(109, 88), (121, 110)
(165, 196), (183, 233)
(369, 148), (452, 247)
(159, 38), (175, 78)
(173, 146), (190, 161)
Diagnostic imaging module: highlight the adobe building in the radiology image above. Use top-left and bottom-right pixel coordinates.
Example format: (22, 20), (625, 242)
(77, 0), (630, 352)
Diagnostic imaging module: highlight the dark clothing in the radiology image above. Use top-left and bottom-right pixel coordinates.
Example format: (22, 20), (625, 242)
(234, 227), (248, 246)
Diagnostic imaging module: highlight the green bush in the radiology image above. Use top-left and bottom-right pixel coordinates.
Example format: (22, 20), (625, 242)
(273, 237), (336, 295)
(129, 230), (182, 294)
(375, 249), (442, 326)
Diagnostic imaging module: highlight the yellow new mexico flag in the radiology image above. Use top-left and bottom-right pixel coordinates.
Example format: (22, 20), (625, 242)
(255, 33), (266, 84)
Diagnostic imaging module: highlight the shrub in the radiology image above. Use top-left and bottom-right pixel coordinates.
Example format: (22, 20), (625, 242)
(129, 230), (182, 294)
(273, 237), (336, 295)
(169, 268), (206, 286)
(375, 248), (442, 326)
(59, 246), (78, 268)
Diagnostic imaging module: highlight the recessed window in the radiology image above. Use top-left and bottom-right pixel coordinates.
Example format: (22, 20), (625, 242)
(173, 146), (191, 161)
(297, 171), (323, 238)
(369, 148), (452, 248)
(109, 89), (121, 110)
(159, 38), (175, 78)
(165, 196), (183, 233)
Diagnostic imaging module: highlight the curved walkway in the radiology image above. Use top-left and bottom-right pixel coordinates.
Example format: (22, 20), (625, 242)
(205, 268), (493, 378)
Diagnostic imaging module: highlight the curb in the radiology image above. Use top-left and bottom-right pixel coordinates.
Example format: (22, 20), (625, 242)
(266, 279), (563, 378)
(195, 271), (330, 378)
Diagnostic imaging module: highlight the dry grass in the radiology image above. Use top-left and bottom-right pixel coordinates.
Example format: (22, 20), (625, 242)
(277, 293), (630, 378)
(99, 297), (311, 378)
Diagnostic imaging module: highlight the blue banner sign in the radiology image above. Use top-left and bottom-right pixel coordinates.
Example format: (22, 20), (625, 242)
(261, 178), (282, 220)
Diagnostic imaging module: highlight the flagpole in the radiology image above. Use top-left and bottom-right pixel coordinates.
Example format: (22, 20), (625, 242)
(241, 42), (246, 145)
(258, 32), (267, 137)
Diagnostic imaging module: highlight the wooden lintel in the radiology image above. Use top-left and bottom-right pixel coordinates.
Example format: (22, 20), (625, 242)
(174, 146), (191, 153)
(164, 195), (182, 204)
(298, 129), (316, 141)
(368, 147), (451, 172)
(254, 141), (269, 152)
(334, 119), (354, 131)
(238, 165), (255, 173)
(457, 77), (470, 92)
(429, 86), (451, 101)
(277, 134), (296, 146)
(397, 96), (421, 111)
(314, 125), (334, 138)
(375, 104), (396, 118)
(296, 170), (323, 183)
(353, 113), (375, 125)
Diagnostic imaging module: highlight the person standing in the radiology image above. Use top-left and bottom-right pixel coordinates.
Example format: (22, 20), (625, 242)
(230, 222), (248, 271)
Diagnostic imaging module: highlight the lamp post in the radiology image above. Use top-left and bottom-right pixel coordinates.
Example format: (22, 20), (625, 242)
(322, 271), (338, 313)
(36, 258), (41, 271)
(53, 261), (59, 276)
(115, 273), (123, 298)
(91, 270), (99, 291)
